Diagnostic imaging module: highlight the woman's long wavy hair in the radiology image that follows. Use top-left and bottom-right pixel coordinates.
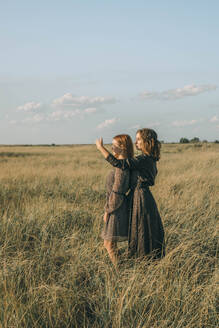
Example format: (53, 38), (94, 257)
(137, 128), (161, 161)
(113, 134), (134, 159)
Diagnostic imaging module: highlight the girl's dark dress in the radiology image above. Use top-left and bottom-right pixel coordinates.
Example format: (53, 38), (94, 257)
(106, 153), (165, 258)
(101, 168), (130, 242)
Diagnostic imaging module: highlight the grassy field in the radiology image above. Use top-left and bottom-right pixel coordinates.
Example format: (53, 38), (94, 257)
(0, 143), (218, 328)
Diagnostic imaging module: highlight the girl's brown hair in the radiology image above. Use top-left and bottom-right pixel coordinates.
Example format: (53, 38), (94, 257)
(137, 128), (161, 161)
(113, 134), (134, 158)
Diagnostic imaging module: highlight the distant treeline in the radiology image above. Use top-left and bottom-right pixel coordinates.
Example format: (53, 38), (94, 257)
(179, 137), (219, 144)
(0, 140), (219, 147)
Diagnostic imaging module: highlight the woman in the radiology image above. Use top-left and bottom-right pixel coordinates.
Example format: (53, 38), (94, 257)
(100, 134), (134, 265)
(96, 128), (165, 259)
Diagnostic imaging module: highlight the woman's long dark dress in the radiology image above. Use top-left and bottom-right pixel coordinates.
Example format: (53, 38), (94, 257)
(106, 153), (165, 259)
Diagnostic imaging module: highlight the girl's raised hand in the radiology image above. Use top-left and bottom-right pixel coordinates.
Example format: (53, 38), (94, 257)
(96, 137), (103, 149)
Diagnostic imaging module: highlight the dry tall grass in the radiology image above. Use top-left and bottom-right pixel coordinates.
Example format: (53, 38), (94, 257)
(0, 143), (218, 327)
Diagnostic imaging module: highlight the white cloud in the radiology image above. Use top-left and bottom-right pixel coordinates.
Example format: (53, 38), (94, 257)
(22, 114), (45, 124)
(171, 120), (198, 127)
(48, 107), (98, 121)
(140, 91), (156, 99)
(210, 115), (219, 123)
(17, 102), (42, 111)
(140, 84), (217, 101)
(84, 107), (97, 114)
(97, 118), (118, 129)
(52, 94), (117, 107)
(12, 102), (99, 126)
(49, 109), (81, 121)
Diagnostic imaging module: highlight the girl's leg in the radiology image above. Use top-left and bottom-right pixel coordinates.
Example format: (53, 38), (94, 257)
(104, 240), (118, 265)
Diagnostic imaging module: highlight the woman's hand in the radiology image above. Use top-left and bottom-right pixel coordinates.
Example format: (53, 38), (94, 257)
(95, 137), (110, 158)
(96, 137), (103, 150)
(103, 212), (109, 223)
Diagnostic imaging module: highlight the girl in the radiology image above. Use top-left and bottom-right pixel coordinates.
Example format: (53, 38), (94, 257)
(101, 134), (134, 265)
(96, 128), (165, 259)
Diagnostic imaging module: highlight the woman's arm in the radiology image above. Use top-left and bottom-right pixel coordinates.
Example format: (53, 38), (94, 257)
(96, 137), (110, 158)
(96, 137), (142, 171)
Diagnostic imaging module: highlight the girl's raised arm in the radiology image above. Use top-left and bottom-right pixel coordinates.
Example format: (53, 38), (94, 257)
(96, 138), (142, 171)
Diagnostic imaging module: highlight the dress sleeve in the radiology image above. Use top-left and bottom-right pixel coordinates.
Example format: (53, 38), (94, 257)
(104, 168), (129, 214)
(105, 153), (143, 171)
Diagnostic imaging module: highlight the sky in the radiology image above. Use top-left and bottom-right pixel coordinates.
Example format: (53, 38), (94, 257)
(1, 0), (219, 144)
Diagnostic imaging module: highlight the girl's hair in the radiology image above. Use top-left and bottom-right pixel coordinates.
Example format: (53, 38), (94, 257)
(137, 128), (161, 161)
(113, 134), (134, 158)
